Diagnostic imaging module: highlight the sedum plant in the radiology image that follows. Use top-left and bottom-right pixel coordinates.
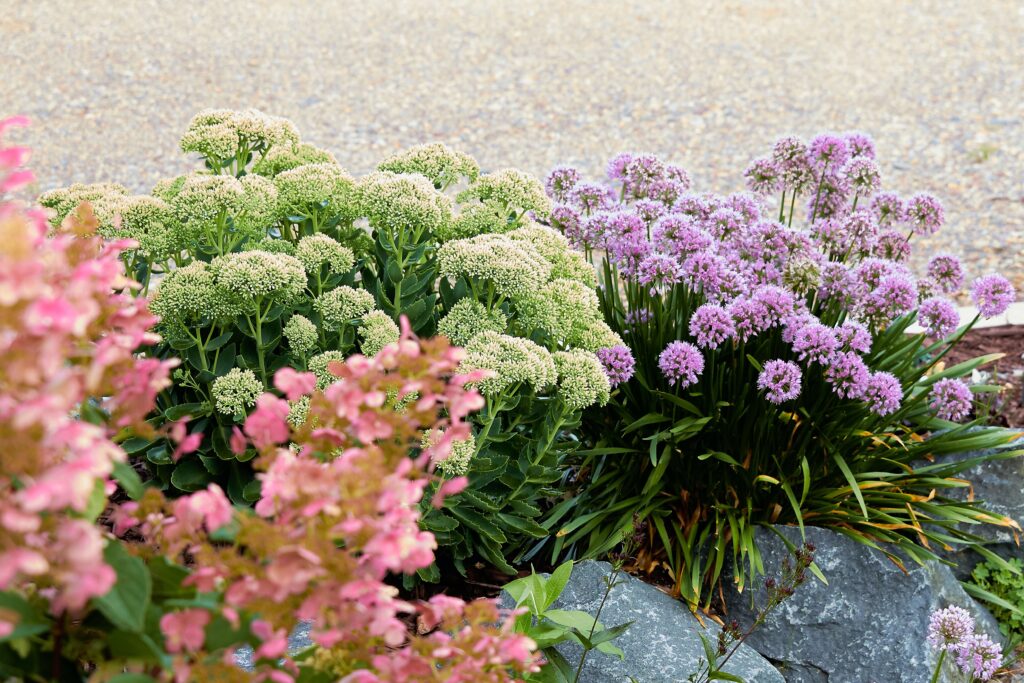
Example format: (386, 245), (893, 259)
(39, 109), (620, 579)
(543, 135), (1022, 607)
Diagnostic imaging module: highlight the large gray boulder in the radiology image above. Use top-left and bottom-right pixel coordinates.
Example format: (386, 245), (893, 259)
(507, 560), (785, 683)
(724, 526), (1004, 683)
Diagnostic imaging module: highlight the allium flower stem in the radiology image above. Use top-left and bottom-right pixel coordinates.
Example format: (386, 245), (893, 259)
(809, 160), (830, 223)
(778, 190), (786, 222)
(787, 191), (797, 227)
(929, 649), (945, 683)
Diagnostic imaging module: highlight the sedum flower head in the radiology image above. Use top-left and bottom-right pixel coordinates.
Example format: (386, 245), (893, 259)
(309, 350), (346, 389)
(421, 428), (476, 477)
(212, 368), (264, 418)
(457, 168), (551, 219)
(358, 310), (400, 357)
(295, 233), (355, 274)
(357, 171), (454, 237)
(171, 173), (246, 226)
(283, 314), (318, 354)
(437, 233), (551, 299)
(459, 331), (557, 396)
(568, 317), (624, 352)
(150, 261), (238, 327)
(287, 395), (311, 428)
(507, 222), (597, 286)
(253, 142), (338, 177)
(238, 174), (281, 230)
(515, 278), (602, 341)
(275, 162), (356, 218)
(180, 108), (299, 160)
(244, 236), (296, 255)
(553, 349), (611, 410)
(212, 250), (306, 306)
(92, 194), (180, 259)
(39, 182), (130, 225)
(437, 299), (507, 346)
(377, 143), (480, 188)
(314, 285), (376, 327)
(152, 175), (188, 203)
(439, 201), (512, 242)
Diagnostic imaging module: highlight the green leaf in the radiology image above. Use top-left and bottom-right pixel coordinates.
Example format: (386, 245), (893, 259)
(170, 458), (212, 493)
(121, 436), (155, 455)
(109, 675), (159, 683)
(112, 460), (145, 500)
(145, 444), (172, 466)
(164, 402), (209, 422)
(205, 330), (234, 351)
(0, 592), (49, 641)
(708, 672), (746, 682)
(94, 542), (151, 633)
(107, 629), (164, 662)
(542, 561), (573, 611)
(833, 453), (868, 518)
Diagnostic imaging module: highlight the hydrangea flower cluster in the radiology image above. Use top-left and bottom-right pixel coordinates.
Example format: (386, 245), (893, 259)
(926, 606), (1003, 681)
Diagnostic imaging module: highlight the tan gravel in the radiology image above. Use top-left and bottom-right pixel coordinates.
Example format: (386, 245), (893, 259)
(2, 0), (1022, 288)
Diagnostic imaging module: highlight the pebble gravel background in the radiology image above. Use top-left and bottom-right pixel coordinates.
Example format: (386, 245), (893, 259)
(2, 0), (1022, 288)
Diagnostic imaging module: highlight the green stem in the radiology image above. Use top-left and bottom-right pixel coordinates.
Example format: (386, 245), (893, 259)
(929, 648), (946, 683)
(809, 160), (830, 223)
(573, 562), (622, 683)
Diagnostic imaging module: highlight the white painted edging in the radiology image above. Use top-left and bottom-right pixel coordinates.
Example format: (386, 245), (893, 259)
(906, 302), (1024, 333)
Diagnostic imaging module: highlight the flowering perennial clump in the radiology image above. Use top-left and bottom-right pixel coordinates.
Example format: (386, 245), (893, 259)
(927, 606), (1004, 681)
(543, 136), (1021, 604)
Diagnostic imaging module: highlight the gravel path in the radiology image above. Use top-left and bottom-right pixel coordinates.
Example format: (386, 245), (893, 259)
(2, 0), (1022, 288)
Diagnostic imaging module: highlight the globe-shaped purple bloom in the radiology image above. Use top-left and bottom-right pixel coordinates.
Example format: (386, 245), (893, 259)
(807, 133), (851, 170)
(595, 345), (636, 388)
(792, 322), (839, 364)
(658, 341), (704, 388)
(551, 204), (584, 247)
(927, 254), (964, 294)
(927, 606), (975, 652)
(545, 166), (581, 203)
(824, 351), (869, 399)
(636, 253), (683, 294)
(930, 378), (973, 422)
(836, 320), (872, 354)
(744, 157), (782, 196)
(905, 192), (944, 236)
(918, 298), (959, 339)
(954, 633), (1002, 681)
(870, 191), (905, 227)
(845, 157), (881, 195)
(757, 360), (802, 404)
(843, 131), (876, 159)
(863, 371), (902, 416)
(689, 303), (736, 350)
(971, 273), (1015, 318)
(873, 230), (911, 262)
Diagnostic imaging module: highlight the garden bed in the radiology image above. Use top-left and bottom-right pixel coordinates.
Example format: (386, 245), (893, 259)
(944, 325), (1024, 428)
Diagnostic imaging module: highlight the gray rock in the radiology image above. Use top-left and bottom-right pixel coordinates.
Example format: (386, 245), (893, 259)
(724, 527), (1004, 683)
(234, 621), (312, 671)
(505, 560), (784, 683)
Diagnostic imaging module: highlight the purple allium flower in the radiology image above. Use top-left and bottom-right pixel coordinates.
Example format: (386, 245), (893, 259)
(608, 209), (647, 239)
(744, 157), (782, 196)
(811, 217), (845, 254)
(807, 133), (851, 170)
(771, 136), (813, 193)
(860, 273), (918, 324)
(635, 198), (667, 225)
(781, 311), (817, 344)
(971, 273), (1015, 317)
(606, 153), (634, 181)
(873, 229), (911, 262)
(806, 171), (852, 220)
(843, 131), (876, 159)
(674, 193), (713, 220)
(791, 322), (839, 364)
(844, 157), (881, 196)
(836, 320), (872, 354)
(571, 182), (615, 214)
(905, 192), (944, 236)
(930, 378), (973, 422)
(706, 207), (744, 239)
(658, 341), (704, 388)
(625, 307), (652, 326)
(682, 251), (725, 292)
(751, 285), (795, 327)
(870, 191), (905, 227)
(918, 297), (959, 338)
(854, 257), (902, 289)
(689, 303), (736, 349)
(551, 204), (584, 246)
(863, 371), (902, 416)
(954, 633), (1002, 681)
(649, 179), (688, 207)
(818, 262), (856, 302)
(927, 606), (975, 652)
(927, 254), (964, 294)
(545, 165), (581, 203)
(772, 135), (808, 168)
(596, 345), (636, 387)
(665, 164), (692, 190)
(757, 360), (802, 404)
(637, 254), (683, 294)
(842, 208), (879, 254)
(723, 192), (763, 224)
(708, 265), (750, 302)
(824, 351), (869, 399)
(607, 232), (653, 277)
(622, 154), (667, 199)
(652, 214), (713, 258)
(729, 296), (772, 342)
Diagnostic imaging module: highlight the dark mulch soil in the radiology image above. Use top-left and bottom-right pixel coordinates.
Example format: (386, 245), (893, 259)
(941, 325), (1024, 428)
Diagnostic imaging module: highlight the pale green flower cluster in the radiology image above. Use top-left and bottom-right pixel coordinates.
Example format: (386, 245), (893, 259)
(39, 182), (130, 225)
(212, 250), (306, 306)
(459, 331), (557, 396)
(515, 278), (601, 340)
(358, 310), (401, 357)
(314, 286), (376, 327)
(783, 257), (822, 296)
(508, 223), (597, 287)
(437, 299), (508, 346)
(275, 163), (356, 218)
(287, 396), (311, 427)
(309, 350), (346, 388)
(377, 143), (480, 189)
(152, 175), (187, 203)
(150, 261), (239, 327)
(212, 368), (264, 417)
(553, 349), (611, 410)
(436, 202), (510, 242)
(238, 174), (280, 229)
(254, 142), (338, 177)
(437, 233), (551, 300)
(357, 171), (453, 237)
(457, 168), (551, 219)
(421, 428), (476, 476)
(180, 108), (299, 160)
(295, 233), (355, 274)
(567, 317), (624, 352)
(244, 236), (296, 255)
(283, 314), (318, 354)
(170, 173), (279, 238)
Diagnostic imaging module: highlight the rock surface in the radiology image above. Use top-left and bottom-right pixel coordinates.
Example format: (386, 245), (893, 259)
(506, 560), (785, 683)
(724, 526), (1004, 683)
